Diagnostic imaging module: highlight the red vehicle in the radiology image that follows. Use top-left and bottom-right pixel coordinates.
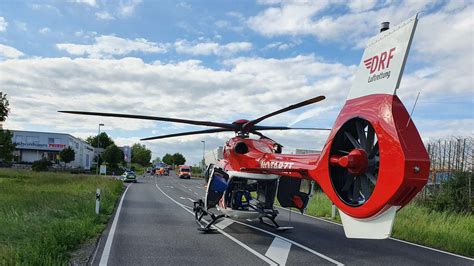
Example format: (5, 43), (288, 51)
(178, 165), (191, 179)
(60, 15), (428, 239)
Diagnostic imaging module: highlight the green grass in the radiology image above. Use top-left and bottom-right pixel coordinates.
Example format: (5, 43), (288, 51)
(0, 169), (123, 265)
(302, 192), (474, 257)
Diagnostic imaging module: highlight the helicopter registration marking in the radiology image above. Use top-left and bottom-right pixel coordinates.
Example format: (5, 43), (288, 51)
(260, 160), (294, 169)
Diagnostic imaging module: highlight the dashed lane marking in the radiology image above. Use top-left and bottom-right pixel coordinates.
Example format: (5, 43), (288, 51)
(215, 219), (234, 230)
(230, 219), (343, 265)
(265, 237), (292, 266)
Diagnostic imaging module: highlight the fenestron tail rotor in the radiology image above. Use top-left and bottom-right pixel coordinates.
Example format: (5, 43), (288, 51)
(59, 95), (329, 141)
(329, 118), (379, 206)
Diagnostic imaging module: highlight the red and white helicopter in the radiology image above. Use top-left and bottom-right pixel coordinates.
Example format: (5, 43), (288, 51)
(60, 15), (429, 239)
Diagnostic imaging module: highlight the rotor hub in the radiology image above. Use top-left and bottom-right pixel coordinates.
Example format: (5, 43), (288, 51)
(330, 149), (368, 176)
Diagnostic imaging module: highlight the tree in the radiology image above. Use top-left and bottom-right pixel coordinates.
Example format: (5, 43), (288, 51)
(59, 147), (75, 165)
(102, 144), (124, 168)
(162, 153), (174, 165)
(86, 132), (115, 148)
(0, 92), (9, 124)
(173, 153), (186, 166)
(131, 143), (152, 166)
(32, 158), (51, 172)
(152, 157), (161, 164)
(0, 130), (15, 163)
(0, 93), (15, 164)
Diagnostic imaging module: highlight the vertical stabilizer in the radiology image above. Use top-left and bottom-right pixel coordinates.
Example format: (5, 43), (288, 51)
(348, 14), (418, 100)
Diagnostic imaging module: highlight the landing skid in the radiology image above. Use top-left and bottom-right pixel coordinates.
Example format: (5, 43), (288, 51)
(259, 213), (293, 231)
(193, 199), (225, 233)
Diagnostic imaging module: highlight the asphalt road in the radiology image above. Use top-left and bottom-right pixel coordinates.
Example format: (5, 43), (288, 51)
(91, 172), (474, 265)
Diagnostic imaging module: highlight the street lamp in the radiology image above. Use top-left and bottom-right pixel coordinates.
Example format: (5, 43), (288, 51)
(97, 123), (104, 175)
(201, 140), (206, 170)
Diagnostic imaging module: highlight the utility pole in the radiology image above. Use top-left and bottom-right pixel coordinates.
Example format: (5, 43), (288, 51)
(97, 123), (104, 175)
(201, 140), (206, 170)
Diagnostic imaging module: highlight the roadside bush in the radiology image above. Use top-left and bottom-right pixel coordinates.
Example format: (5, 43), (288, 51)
(191, 166), (203, 176)
(431, 172), (472, 213)
(32, 158), (52, 172)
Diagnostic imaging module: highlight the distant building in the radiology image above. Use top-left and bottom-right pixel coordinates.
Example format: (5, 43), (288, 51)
(11, 130), (95, 169)
(295, 149), (320, 155)
(204, 146), (223, 166)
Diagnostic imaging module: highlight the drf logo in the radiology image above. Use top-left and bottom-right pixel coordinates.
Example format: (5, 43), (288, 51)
(364, 47), (396, 74)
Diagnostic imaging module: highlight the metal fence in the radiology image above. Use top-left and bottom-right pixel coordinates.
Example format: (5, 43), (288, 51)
(420, 136), (473, 210)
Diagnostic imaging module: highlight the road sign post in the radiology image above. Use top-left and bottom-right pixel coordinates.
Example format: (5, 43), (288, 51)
(96, 188), (101, 215)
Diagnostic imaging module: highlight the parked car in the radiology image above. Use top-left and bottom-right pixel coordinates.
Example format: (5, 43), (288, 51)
(178, 166), (191, 179)
(122, 170), (137, 182)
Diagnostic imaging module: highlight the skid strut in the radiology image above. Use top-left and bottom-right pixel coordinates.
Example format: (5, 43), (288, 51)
(259, 210), (293, 231)
(193, 199), (224, 232)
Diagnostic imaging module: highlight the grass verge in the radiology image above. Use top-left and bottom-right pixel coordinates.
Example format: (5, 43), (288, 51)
(301, 192), (474, 257)
(0, 169), (123, 264)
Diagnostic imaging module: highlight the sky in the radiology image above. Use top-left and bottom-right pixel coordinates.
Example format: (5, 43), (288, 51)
(0, 0), (473, 165)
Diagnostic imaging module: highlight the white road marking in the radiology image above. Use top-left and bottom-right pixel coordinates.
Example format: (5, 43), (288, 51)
(180, 197), (185, 200)
(99, 184), (131, 266)
(246, 219), (253, 222)
(154, 183), (277, 266)
(276, 207), (474, 261)
(188, 188), (193, 191)
(215, 219), (234, 230)
(194, 192), (199, 196)
(187, 198), (195, 202)
(265, 237), (292, 266)
(181, 184), (188, 188)
(230, 219), (343, 265)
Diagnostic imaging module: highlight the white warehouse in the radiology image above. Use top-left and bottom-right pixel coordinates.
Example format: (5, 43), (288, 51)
(11, 130), (95, 169)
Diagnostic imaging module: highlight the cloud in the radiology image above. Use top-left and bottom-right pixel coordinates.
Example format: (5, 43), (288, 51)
(70, 0), (97, 7)
(174, 40), (252, 56)
(0, 44), (24, 59)
(264, 40), (301, 50)
(0, 17), (7, 32)
(347, 0), (378, 12)
(56, 35), (168, 58)
(95, 11), (115, 20)
(247, 1), (438, 44)
(118, 0), (143, 17)
(15, 21), (27, 32)
(39, 27), (50, 34)
(0, 55), (353, 161)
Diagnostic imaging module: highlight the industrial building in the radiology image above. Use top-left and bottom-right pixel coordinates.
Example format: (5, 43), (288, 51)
(11, 130), (95, 169)
(204, 146), (224, 166)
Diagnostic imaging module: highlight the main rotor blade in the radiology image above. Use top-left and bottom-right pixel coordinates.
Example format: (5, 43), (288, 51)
(243, 95), (326, 130)
(254, 125), (331, 131)
(140, 128), (232, 141)
(58, 111), (236, 130)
